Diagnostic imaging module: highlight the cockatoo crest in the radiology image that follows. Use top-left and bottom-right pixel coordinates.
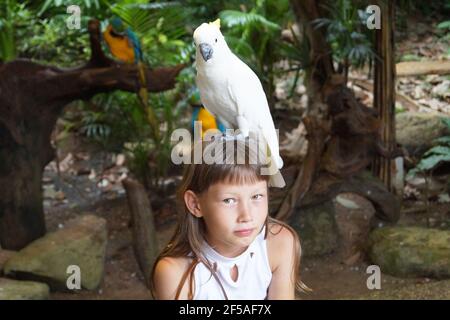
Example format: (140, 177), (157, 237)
(208, 18), (220, 29)
(193, 19), (231, 64)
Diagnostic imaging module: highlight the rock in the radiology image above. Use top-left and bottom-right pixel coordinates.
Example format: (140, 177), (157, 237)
(396, 112), (449, 156)
(0, 250), (16, 274)
(0, 278), (49, 300)
(290, 201), (339, 257)
(368, 227), (450, 278)
(359, 280), (450, 300)
(334, 193), (375, 263)
(431, 80), (450, 99)
(335, 194), (360, 209)
(4, 215), (107, 290)
(405, 175), (448, 198)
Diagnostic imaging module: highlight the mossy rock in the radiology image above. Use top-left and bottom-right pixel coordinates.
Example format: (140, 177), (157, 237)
(0, 250), (16, 274)
(396, 112), (449, 156)
(368, 227), (450, 279)
(4, 215), (107, 290)
(358, 280), (450, 300)
(0, 278), (49, 300)
(290, 201), (339, 257)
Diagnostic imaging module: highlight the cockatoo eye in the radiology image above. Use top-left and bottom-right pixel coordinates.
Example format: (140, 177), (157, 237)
(215, 38), (218, 43)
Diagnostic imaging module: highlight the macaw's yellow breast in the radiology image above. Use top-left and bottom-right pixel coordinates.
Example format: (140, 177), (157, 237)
(103, 25), (135, 63)
(198, 107), (220, 136)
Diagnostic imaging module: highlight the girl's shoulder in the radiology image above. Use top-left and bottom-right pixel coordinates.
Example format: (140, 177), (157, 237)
(266, 222), (297, 272)
(153, 256), (195, 299)
(266, 222), (296, 246)
(156, 256), (193, 272)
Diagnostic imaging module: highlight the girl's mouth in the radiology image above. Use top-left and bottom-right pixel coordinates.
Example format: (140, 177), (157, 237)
(234, 228), (254, 237)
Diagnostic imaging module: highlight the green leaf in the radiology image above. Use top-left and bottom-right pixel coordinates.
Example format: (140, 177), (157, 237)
(437, 20), (450, 30)
(415, 154), (450, 172)
(440, 117), (450, 130)
(434, 136), (450, 146)
(312, 18), (332, 30)
(219, 10), (281, 31)
(38, 0), (54, 16)
(423, 145), (450, 157)
(224, 35), (256, 61)
(109, 3), (187, 40)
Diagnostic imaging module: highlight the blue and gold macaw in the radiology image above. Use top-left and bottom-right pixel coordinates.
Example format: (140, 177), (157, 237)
(103, 17), (159, 140)
(103, 17), (141, 63)
(190, 89), (226, 137)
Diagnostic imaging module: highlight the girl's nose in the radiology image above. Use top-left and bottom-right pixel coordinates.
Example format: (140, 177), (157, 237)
(237, 202), (253, 222)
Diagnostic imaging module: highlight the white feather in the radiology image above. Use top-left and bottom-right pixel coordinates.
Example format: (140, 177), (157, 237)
(194, 22), (285, 187)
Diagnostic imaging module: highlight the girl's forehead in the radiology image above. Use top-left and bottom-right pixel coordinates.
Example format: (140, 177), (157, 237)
(206, 179), (268, 194)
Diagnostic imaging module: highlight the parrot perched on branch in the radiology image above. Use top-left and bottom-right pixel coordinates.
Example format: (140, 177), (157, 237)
(103, 17), (159, 141)
(193, 19), (285, 187)
(103, 17), (141, 63)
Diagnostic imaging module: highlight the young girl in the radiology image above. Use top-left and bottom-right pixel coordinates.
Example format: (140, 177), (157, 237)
(151, 134), (308, 299)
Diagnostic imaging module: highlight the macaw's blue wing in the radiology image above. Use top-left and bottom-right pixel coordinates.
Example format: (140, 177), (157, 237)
(217, 120), (226, 133)
(191, 106), (201, 132)
(125, 28), (142, 63)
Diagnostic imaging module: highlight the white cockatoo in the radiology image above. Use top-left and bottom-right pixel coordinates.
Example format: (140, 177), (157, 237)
(193, 19), (285, 188)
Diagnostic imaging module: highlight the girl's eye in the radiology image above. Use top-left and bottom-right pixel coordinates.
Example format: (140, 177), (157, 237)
(252, 194), (264, 200)
(215, 38), (218, 43)
(223, 198), (235, 205)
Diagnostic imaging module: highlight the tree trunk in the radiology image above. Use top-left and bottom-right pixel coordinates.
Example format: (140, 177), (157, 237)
(0, 19), (184, 250)
(372, 0), (396, 192)
(277, 1), (401, 223)
(0, 158), (47, 251)
(123, 178), (158, 288)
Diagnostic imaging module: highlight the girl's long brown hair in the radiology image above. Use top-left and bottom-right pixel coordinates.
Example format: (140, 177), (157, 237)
(150, 135), (309, 299)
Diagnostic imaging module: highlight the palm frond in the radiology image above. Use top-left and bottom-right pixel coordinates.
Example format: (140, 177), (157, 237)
(38, 0), (102, 17)
(219, 10), (281, 31)
(109, 3), (188, 40)
(128, 2), (182, 10)
(224, 34), (256, 60)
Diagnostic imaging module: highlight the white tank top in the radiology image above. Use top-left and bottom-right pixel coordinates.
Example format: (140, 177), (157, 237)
(192, 226), (272, 300)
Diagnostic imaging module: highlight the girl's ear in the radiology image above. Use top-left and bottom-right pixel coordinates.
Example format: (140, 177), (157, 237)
(184, 190), (203, 218)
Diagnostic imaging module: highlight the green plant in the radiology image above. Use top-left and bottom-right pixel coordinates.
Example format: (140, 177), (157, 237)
(122, 82), (192, 189)
(408, 118), (450, 177)
(406, 117), (450, 228)
(1, 0), (106, 66)
(36, 0), (105, 18)
(105, 0), (190, 64)
(312, 0), (377, 83)
(278, 24), (311, 99)
(0, 0), (34, 62)
(92, 1), (192, 188)
(437, 19), (450, 42)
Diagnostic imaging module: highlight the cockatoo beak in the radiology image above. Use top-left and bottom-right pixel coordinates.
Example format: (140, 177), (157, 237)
(199, 43), (213, 62)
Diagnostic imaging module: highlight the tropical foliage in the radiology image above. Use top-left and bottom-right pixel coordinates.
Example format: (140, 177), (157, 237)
(312, 0), (376, 81)
(3, 0), (448, 191)
(408, 118), (450, 178)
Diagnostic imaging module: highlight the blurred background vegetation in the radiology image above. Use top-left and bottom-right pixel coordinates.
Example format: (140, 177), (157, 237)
(1, 0), (449, 191)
